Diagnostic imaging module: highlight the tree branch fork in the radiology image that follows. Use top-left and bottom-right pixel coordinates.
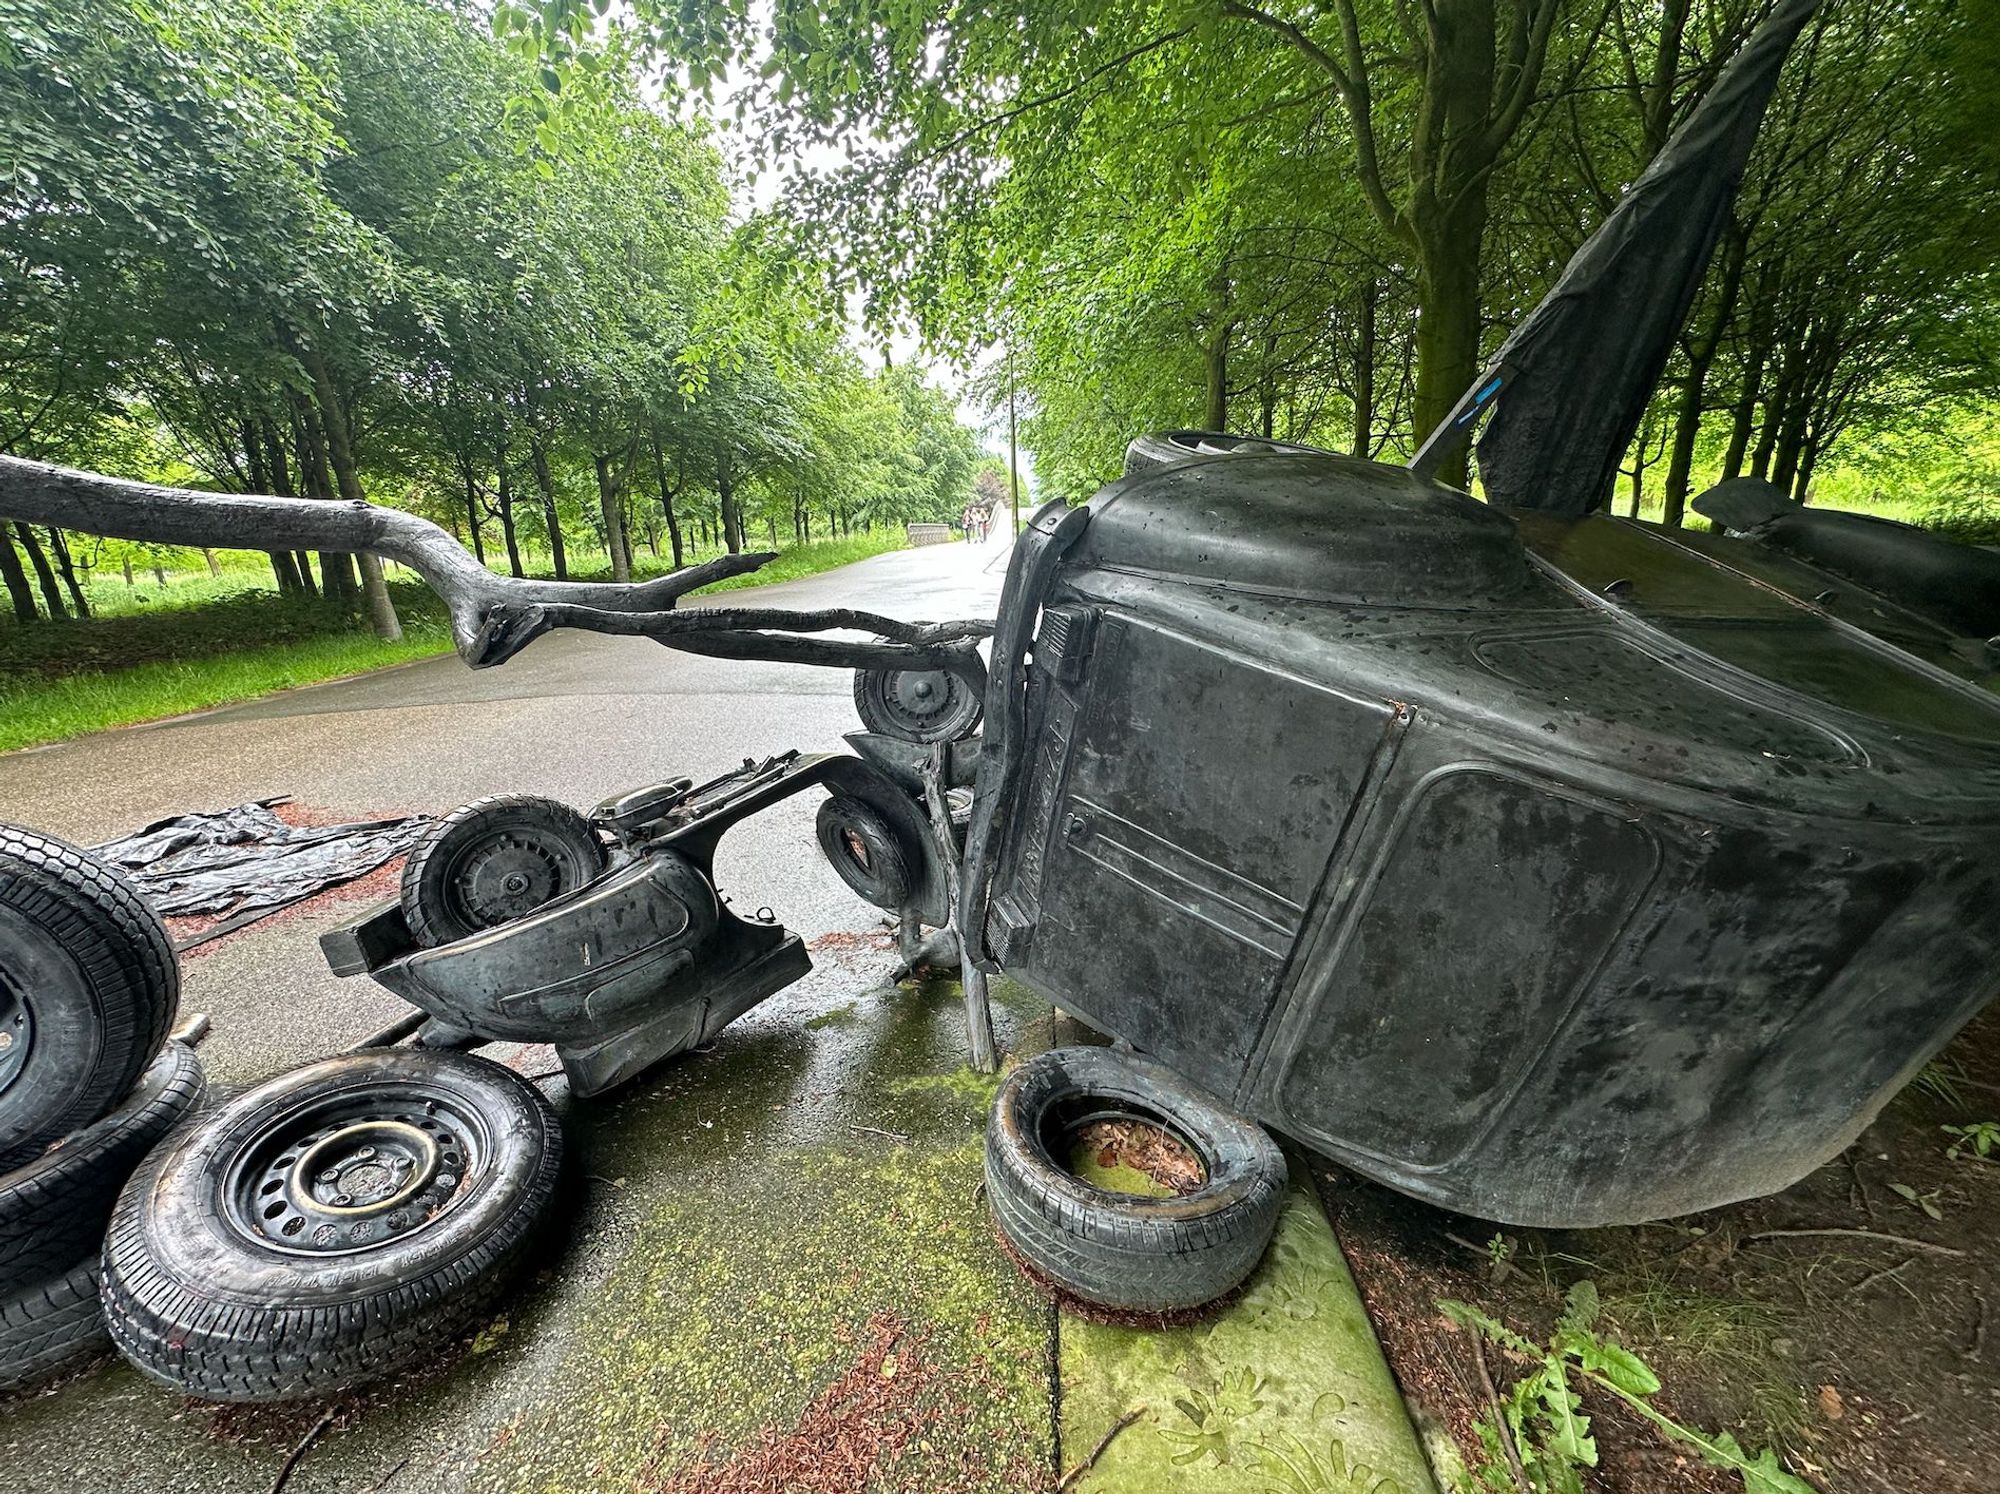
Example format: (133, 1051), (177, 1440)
(0, 454), (991, 676)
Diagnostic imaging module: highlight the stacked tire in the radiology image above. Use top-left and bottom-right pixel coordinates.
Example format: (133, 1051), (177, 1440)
(101, 1046), (564, 1402)
(0, 825), (200, 1394)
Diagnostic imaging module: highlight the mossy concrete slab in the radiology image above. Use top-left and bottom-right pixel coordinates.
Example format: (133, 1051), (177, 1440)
(0, 956), (1060, 1494)
(1058, 1162), (1438, 1494)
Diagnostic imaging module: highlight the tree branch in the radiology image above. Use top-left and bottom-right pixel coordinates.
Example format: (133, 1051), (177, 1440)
(1220, 0), (1406, 240)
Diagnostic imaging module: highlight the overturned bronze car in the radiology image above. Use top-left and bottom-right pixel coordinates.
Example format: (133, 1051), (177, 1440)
(960, 436), (2000, 1226)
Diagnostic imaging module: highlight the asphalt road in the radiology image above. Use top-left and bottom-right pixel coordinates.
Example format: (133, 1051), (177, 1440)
(0, 533), (1011, 1087)
(0, 526), (1439, 1494)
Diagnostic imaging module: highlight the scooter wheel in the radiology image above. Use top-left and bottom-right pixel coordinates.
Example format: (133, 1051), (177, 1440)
(985, 1046), (1287, 1313)
(815, 796), (916, 911)
(401, 795), (606, 946)
(101, 1048), (563, 1403)
(852, 666), (983, 744)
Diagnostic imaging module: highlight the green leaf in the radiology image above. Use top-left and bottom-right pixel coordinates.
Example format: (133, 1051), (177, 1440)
(1438, 1299), (1540, 1358)
(1691, 1431), (1818, 1494)
(1577, 1338), (1662, 1398)
(1560, 1280), (1601, 1335)
(1536, 1361), (1598, 1466)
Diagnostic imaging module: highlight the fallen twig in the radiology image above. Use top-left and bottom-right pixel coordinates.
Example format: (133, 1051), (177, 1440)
(1468, 1333), (1533, 1494)
(1740, 1228), (1965, 1258)
(269, 1406), (338, 1494)
(1845, 1152), (1875, 1222)
(1968, 1294), (1988, 1362)
(1847, 1257), (1915, 1297)
(1445, 1231), (1518, 1284)
(850, 1124), (910, 1143)
(365, 1456), (410, 1493)
(1056, 1407), (1145, 1491)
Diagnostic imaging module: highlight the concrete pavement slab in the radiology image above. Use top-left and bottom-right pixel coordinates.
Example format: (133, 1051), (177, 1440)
(1058, 1163), (1439, 1494)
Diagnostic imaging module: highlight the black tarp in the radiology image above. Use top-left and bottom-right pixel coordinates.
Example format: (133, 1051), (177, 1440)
(1411, 0), (1825, 512)
(94, 800), (428, 921)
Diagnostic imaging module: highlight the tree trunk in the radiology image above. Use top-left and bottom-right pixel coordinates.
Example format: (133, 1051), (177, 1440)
(528, 435), (566, 580)
(716, 445), (742, 554)
(301, 340), (401, 641)
(259, 418), (318, 598)
(0, 526), (37, 622)
(244, 419), (294, 592)
(462, 470), (486, 567)
(15, 523), (66, 618)
(1352, 279), (1378, 457)
(1660, 359), (1711, 529)
(1770, 391), (1810, 494)
(648, 436), (685, 570)
(1412, 202), (1489, 490)
(47, 529), (90, 616)
(122, 555), (134, 587)
(294, 401), (355, 606)
(1720, 333), (1766, 483)
(1794, 433), (1821, 503)
(201, 548), (221, 578)
(593, 451), (631, 582)
(1202, 318), (1231, 431)
(495, 456), (524, 578)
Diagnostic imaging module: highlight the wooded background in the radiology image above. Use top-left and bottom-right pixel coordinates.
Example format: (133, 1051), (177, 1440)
(0, 0), (993, 637)
(617, 0), (1996, 509)
(2, 0), (1995, 638)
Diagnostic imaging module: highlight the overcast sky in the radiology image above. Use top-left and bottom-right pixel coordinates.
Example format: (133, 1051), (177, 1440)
(647, 32), (1024, 471)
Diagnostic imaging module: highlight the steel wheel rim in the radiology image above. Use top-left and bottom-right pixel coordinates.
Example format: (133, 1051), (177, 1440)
(0, 974), (32, 1099)
(222, 1082), (492, 1257)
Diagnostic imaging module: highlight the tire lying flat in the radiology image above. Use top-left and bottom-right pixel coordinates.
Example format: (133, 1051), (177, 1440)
(102, 1048), (563, 1403)
(0, 1258), (111, 1394)
(985, 1046), (1287, 1313)
(0, 823), (179, 1172)
(0, 1041), (203, 1282)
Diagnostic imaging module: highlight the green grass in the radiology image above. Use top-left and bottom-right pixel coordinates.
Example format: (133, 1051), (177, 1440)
(0, 531), (916, 754)
(0, 623), (456, 753)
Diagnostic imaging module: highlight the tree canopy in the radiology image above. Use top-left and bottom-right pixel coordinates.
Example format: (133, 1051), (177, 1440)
(543, 0), (1996, 511)
(0, 0), (986, 628)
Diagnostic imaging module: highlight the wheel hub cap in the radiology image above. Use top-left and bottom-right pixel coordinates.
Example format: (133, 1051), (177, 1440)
(228, 1093), (483, 1256)
(293, 1121), (437, 1215)
(882, 669), (962, 734)
(457, 836), (564, 926)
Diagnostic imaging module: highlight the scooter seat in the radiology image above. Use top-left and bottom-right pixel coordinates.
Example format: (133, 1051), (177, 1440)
(592, 778), (695, 837)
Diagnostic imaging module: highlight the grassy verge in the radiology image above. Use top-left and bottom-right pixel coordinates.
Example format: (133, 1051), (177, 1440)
(0, 531), (915, 754)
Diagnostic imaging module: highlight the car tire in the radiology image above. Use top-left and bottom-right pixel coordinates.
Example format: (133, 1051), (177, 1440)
(0, 822), (179, 1172)
(985, 1046), (1287, 1313)
(0, 1259), (111, 1394)
(101, 1048), (564, 1403)
(0, 1041), (204, 1282)
(815, 796), (917, 910)
(401, 795), (606, 947)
